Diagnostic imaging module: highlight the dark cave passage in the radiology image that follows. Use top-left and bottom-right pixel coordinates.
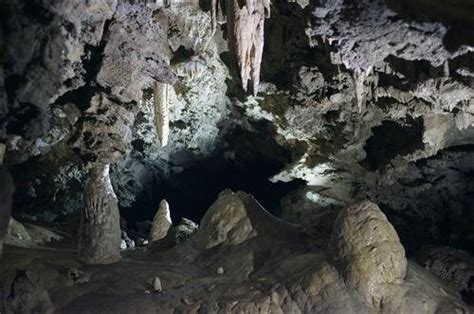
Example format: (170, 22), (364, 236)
(119, 127), (304, 226)
(375, 145), (474, 256)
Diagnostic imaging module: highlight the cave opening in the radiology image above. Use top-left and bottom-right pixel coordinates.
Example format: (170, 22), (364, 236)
(362, 116), (424, 170)
(117, 125), (304, 227)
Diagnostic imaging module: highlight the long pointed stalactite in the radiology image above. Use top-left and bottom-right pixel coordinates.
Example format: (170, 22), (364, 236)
(353, 66), (372, 114)
(154, 81), (171, 147)
(212, 0), (271, 95)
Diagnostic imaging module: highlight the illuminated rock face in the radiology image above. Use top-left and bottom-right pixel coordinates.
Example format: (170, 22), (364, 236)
(153, 82), (171, 148)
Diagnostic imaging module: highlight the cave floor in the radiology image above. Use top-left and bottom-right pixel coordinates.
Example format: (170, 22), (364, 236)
(0, 241), (326, 313)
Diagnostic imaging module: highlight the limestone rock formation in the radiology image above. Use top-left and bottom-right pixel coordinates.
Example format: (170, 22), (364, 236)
(328, 201), (407, 308)
(214, 0), (271, 94)
(195, 190), (302, 250)
(301, 209), (339, 251)
(78, 164), (121, 265)
(149, 199), (172, 242)
(0, 167), (14, 257)
(0, 192), (471, 312)
(71, 93), (138, 164)
(1, 0), (474, 312)
(153, 82), (172, 148)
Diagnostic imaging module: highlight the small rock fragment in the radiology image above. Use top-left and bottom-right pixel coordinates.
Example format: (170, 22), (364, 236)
(216, 267), (224, 275)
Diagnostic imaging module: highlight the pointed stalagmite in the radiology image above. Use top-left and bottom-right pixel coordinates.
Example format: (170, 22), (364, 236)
(212, 0), (270, 95)
(149, 199), (173, 242)
(78, 164), (121, 265)
(153, 81), (171, 147)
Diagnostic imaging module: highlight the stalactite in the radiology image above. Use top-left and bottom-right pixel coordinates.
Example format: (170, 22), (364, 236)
(153, 81), (171, 147)
(443, 60), (450, 77)
(212, 0), (270, 95)
(353, 66), (372, 114)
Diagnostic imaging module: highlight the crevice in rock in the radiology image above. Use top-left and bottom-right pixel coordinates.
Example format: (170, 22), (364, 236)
(119, 125), (304, 226)
(362, 116), (424, 170)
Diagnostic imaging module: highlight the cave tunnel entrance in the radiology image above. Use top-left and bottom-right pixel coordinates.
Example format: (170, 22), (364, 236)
(362, 116), (424, 170)
(118, 126), (305, 227)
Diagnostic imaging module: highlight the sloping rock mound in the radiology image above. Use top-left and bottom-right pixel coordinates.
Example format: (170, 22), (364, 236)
(328, 200), (407, 307)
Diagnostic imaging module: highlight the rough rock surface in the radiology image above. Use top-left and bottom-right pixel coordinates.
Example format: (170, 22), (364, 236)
(328, 201), (407, 307)
(5, 270), (55, 314)
(220, 0), (271, 94)
(418, 245), (474, 304)
(78, 164), (121, 265)
(111, 5), (232, 209)
(1, 0), (474, 312)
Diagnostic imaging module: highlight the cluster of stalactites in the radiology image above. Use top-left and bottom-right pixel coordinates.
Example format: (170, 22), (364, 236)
(212, 0), (271, 95)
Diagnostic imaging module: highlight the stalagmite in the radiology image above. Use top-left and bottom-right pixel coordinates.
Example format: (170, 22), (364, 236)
(212, 0), (271, 95)
(328, 201), (407, 308)
(153, 81), (171, 147)
(78, 164), (121, 265)
(149, 199), (172, 242)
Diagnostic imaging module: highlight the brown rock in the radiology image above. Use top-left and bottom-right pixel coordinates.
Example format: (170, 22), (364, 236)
(328, 200), (407, 308)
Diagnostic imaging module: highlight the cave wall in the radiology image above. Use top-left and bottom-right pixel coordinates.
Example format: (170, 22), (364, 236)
(0, 0), (473, 257)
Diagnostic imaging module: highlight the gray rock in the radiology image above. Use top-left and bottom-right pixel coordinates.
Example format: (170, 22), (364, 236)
(78, 164), (121, 264)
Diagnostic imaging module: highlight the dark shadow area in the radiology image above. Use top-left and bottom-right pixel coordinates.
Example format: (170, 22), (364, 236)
(120, 126), (305, 226)
(362, 116), (424, 170)
(375, 145), (474, 257)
